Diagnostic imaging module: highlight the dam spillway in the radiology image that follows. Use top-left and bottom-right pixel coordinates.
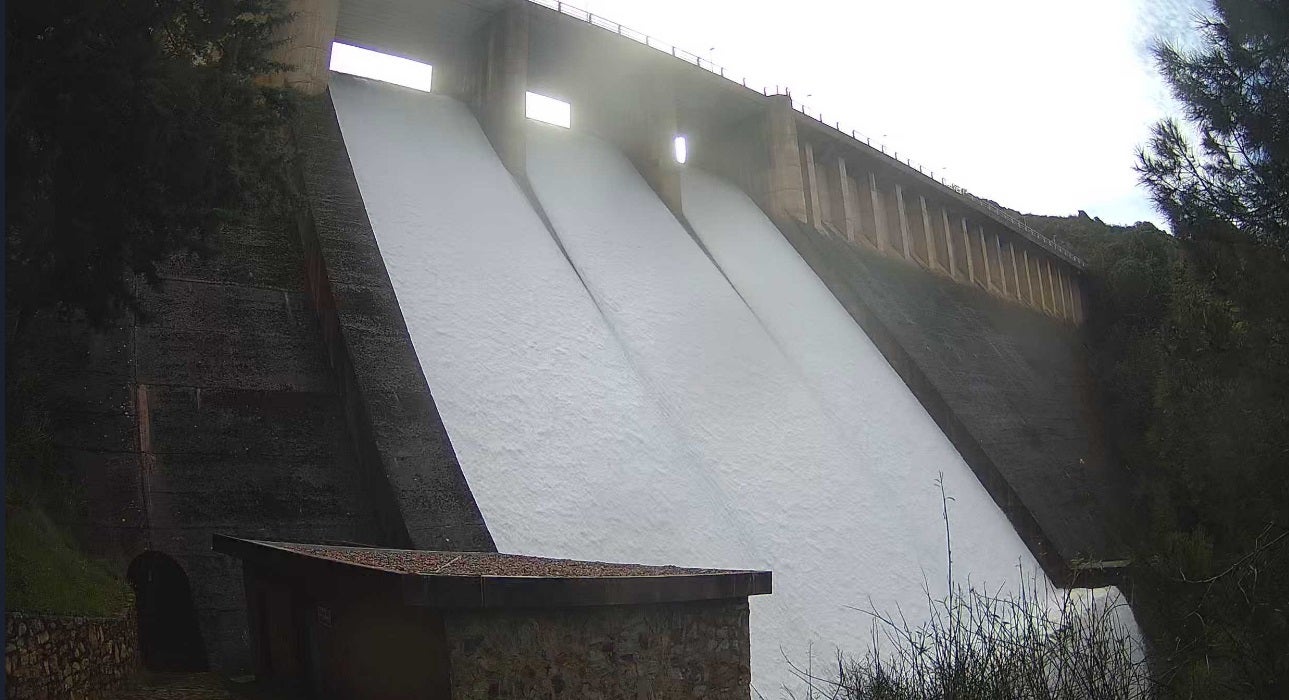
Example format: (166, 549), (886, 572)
(331, 73), (1042, 691)
(10, 0), (1136, 683)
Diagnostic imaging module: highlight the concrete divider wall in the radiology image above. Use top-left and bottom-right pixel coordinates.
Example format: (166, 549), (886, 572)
(290, 91), (496, 554)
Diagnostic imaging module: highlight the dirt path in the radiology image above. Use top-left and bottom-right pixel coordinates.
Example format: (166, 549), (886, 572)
(113, 673), (280, 700)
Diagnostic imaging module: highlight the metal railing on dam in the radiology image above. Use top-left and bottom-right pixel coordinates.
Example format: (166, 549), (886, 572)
(527, 0), (1086, 268)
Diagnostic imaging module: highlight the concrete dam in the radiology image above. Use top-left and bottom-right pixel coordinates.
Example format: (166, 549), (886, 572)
(16, 0), (1130, 694)
(330, 71), (1042, 689)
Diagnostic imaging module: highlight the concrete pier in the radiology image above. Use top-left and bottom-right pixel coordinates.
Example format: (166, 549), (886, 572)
(473, 2), (530, 180)
(837, 157), (859, 242)
(919, 196), (938, 271)
(803, 142), (824, 228)
(1047, 259), (1059, 316)
(991, 231), (1007, 296)
(894, 185), (913, 260)
(1035, 258), (1047, 313)
(1026, 248), (1036, 309)
(1009, 242), (1023, 302)
(762, 96), (809, 223)
(269, 0), (340, 94)
(941, 208), (959, 279)
(868, 173), (889, 252)
(978, 225), (994, 292)
(622, 75), (684, 217)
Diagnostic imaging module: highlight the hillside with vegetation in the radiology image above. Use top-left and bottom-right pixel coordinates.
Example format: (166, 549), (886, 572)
(1024, 1), (1289, 694)
(1022, 207), (1288, 698)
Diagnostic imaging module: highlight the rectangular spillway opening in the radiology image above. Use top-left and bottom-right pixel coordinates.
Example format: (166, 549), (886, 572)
(526, 92), (572, 128)
(329, 43), (433, 93)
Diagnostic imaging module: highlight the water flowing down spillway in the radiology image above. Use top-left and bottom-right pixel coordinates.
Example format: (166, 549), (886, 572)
(677, 167), (1038, 585)
(331, 74), (1045, 694)
(327, 74), (751, 568)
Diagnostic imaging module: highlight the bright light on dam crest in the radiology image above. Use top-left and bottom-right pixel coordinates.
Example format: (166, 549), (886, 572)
(526, 92), (572, 128)
(329, 42), (433, 93)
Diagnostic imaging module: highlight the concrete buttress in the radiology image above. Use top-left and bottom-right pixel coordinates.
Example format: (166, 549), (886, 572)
(919, 196), (938, 271)
(473, 1), (530, 180)
(623, 74), (684, 218)
(268, 0), (340, 95)
(1009, 242), (1023, 302)
(761, 95), (808, 223)
(942, 208), (958, 279)
(977, 226), (993, 292)
(838, 157), (858, 242)
(869, 173), (889, 253)
(894, 184), (912, 260)
(803, 142), (823, 228)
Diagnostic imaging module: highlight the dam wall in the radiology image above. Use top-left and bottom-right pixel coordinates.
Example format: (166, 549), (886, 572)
(327, 72), (1055, 689)
(9, 202), (390, 671)
(334, 0), (1124, 576)
(327, 75), (743, 570)
(21, 0), (1128, 683)
(11, 76), (496, 676)
(771, 218), (1128, 579)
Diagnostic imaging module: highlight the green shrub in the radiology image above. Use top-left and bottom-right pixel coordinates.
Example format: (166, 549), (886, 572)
(5, 374), (130, 618)
(5, 503), (130, 618)
(782, 579), (1150, 700)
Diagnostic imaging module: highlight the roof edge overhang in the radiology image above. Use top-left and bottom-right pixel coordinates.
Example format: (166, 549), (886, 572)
(214, 535), (772, 609)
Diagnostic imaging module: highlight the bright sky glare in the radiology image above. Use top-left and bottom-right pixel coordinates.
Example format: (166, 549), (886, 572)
(573, 0), (1209, 230)
(526, 91), (573, 128)
(329, 42), (433, 92)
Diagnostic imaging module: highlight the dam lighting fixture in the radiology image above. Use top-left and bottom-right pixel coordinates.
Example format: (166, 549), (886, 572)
(674, 135), (688, 164)
(329, 42), (433, 93)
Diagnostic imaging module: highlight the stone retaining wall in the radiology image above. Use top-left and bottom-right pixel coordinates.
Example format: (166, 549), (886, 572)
(445, 599), (752, 700)
(4, 609), (138, 700)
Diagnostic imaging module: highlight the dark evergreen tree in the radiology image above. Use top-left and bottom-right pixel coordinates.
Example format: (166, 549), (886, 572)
(1020, 4), (1289, 695)
(1137, 0), (1289, 246)
(5, 0), (295, 338)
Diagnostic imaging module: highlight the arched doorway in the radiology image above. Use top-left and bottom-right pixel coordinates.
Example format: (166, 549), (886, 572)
(127, 551), (208, 671)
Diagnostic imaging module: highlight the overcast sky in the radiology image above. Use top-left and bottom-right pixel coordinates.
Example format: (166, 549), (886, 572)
(568, 0), (1209, 230)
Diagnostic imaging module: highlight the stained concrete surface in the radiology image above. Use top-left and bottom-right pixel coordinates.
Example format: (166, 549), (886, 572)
(774, 219), (1129, 576)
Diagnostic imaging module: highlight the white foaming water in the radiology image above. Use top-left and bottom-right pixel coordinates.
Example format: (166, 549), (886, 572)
(526, 126), (1044, 692)
(329, 74), (750, 570)
(678, 167), (1039, 587)
(332, 74), (1049, 695)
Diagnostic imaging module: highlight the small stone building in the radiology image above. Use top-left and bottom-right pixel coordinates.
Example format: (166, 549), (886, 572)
(214, 536), (771, 699)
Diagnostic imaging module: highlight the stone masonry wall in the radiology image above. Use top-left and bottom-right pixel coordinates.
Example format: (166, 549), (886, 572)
(444, 599), (751, 700)
(4, 610), (138, 700)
